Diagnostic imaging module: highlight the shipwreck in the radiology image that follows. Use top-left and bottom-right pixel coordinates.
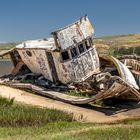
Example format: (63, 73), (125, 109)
(0, 16), (140, 104)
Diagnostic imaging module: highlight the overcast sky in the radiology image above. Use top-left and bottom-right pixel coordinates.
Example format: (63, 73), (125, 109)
(0, 0), (140, 42)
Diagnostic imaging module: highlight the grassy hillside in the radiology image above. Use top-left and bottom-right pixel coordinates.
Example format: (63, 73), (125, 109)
(94, 34), (140, 56)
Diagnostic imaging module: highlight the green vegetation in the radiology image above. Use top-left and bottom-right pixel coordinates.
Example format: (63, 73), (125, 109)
(0, 96), (14, 107)
(0, 106), (74, 127)
(0, 119), (139, 140)
(0, 96), (74, 127)
(21, 79), (34, 83)
(65, 90), (95, 98)
(105, 46), (140, 57)
(0, 96), (139, 139)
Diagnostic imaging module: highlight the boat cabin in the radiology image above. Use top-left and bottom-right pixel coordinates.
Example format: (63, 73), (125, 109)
(0, 16), (100, 84)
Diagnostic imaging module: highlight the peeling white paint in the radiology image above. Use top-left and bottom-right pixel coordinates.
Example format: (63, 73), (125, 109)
(56, 17), (94, 50)
(18, 49), (53, 81)
(108, 56), (139, 90)
(56, 47), (100, 84)
(16, 38), (56, 51)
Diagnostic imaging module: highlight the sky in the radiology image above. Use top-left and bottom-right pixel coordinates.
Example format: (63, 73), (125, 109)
(0, 0), (140, 42)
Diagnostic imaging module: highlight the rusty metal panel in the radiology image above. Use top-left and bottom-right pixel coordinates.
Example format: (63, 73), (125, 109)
(56, 17), (94, 50)
(17, 49), (53, 81)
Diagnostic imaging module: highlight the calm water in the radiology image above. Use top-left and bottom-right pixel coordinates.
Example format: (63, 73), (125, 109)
(0, 60), (13, 76)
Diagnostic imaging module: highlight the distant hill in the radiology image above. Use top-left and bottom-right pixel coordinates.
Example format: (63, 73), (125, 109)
(94, 34), (140, 56)
(0, 43), (17, 50)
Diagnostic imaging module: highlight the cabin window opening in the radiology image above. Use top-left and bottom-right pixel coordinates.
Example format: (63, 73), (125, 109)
(71, 47), (78, 58)
(78, 44), (85, 54)
(61, 51), (70, 61)
(26, 50), (32, 57)
(89, 38), (93, 45)
(85, 40), (91, 50)
(13, 50), (21, 60)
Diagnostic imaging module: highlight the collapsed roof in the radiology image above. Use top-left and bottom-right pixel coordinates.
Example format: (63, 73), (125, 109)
(16, 37), (56, 51)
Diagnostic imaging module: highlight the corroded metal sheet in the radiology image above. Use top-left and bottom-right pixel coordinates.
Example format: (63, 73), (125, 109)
(56, 17), (94, 50)
(17, 49), (53, 81)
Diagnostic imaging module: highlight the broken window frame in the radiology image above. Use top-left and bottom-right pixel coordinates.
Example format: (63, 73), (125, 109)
(61, 38), (94, 62)
(89, 38), (94, 45)
(70, 47), (78, 58)
(85, 38), (93, 50)
(78, 43), (86, 54)
(61, 50), (71, 62)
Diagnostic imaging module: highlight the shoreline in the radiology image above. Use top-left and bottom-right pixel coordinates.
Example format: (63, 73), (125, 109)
(0, 59), (11, 62)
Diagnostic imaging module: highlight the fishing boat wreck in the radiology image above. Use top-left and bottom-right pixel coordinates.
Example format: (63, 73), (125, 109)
(0, 16), (140, 104)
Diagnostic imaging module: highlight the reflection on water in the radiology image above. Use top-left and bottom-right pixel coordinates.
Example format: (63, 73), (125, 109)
(0, 60), (13, 76)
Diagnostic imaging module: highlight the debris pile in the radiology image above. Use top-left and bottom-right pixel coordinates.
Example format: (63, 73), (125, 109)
(0, 54), (140, 104)
(0, 71), (68, 92)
